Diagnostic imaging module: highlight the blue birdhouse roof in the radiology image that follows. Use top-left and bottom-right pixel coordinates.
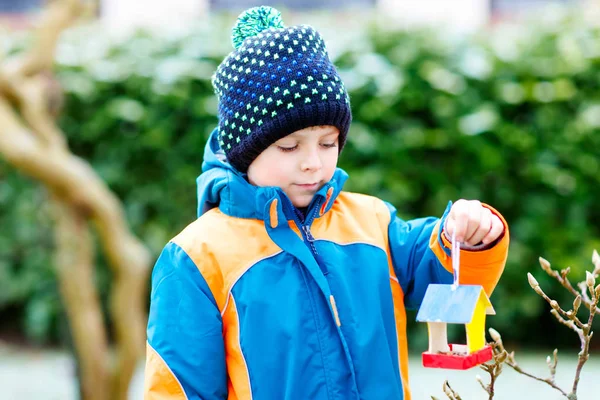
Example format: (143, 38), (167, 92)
(416, 284), (495, 324)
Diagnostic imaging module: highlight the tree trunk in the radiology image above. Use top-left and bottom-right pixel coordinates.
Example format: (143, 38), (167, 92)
(0, 1), (152, 399)
(53, 197), (111, 400)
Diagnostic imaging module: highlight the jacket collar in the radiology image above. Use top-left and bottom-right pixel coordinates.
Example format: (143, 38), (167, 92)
(197, 128), (348, 223)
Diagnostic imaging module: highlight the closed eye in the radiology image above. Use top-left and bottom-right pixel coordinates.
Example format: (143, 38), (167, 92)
(277, 145), (297, 152)
(321, 143), (337, 148)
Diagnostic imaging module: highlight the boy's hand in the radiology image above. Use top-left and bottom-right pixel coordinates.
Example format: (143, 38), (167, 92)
(444, 199), (504, 246)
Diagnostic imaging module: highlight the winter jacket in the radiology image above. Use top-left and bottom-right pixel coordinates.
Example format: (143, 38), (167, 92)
(144, 129), (509, 400)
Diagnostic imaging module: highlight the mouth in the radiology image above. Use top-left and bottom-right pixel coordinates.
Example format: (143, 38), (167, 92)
(295, 182), (320, 190)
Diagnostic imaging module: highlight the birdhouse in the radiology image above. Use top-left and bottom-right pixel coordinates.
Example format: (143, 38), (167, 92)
(416, 284), (495, 370)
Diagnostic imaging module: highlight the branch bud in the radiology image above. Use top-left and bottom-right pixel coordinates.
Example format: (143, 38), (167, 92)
(592, 249), (599, 270)
(586, 271), (596, 289)
(528, 272), (540, 288)
(550, 300), (559, 310)
(528, 272), (545, 296)
(573, 295), (581, 312)
(595, 284), (600, 299)
(508, 351), (516, 365)
(549, 349), (558, 375)
(442, 381), (454, 397)
(539, 257), (552, 274)
(489, 327), (502, 343)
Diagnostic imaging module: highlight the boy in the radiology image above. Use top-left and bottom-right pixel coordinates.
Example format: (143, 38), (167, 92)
(144, 6), (509, 400)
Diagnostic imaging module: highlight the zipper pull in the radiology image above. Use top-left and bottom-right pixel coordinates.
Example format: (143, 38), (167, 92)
(330, 295), (342, 327)
(302, 225), (315, 242)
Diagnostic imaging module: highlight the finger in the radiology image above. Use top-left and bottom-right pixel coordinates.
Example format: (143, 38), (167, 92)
(450, 200), (470, 242)
(444, 216), (455, 238)
(482, 214), (504, 244)
(466, 208), (492, 245)
(462, 200), (482, 243)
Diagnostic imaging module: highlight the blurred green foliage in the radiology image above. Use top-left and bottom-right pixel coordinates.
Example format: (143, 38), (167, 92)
(1, 12), (599, 349)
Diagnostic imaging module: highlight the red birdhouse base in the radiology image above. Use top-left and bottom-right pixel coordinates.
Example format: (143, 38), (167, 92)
(422, 344), (493, 370)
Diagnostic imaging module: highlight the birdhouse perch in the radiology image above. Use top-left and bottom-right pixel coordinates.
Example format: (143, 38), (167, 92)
(416, 284), (495, 369)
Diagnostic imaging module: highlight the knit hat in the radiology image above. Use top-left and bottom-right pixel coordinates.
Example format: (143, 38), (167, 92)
(212, 6), (352, 173)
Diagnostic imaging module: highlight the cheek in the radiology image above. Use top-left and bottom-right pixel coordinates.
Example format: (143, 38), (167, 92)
(248, 152), (294, 187)
(323, 150), (339, 177)
(264, 167), (292, 186)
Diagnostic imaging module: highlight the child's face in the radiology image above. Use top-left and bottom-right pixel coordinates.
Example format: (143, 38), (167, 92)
(247, 125), (340, 208)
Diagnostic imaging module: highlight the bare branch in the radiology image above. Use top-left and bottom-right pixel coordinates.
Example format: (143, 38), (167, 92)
(528, 273), (585, 329)
(546, 349), (558, 381)
(592, 250), (600, 275)
(53, 197), (110, 400)
(488, 328), (569, 397)
(442, 381), (462, 400)
(569, 270), (599, 398)
(0, 1), (151, 399)
(486, 252), (599, 399)
(0, 72), (68, 148)
(538, 257), (599, 314)
(3, 0), (83, 77)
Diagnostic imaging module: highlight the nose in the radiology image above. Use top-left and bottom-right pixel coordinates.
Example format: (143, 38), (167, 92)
(300, 147), (322, 172)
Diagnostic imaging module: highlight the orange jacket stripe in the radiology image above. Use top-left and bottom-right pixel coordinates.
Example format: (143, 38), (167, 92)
(388, 272), (411, 400)
(269, 199), (278, 229)
(223, 295), (253, 400)
(144, 342), (188, 400)
(310, 192), (389, 250)
(171, 208), (282, 313)
(287, 219), (302, 239)
(379, 201), (412, 400)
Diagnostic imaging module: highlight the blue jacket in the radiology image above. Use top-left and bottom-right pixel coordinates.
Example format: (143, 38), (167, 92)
(144, 129), (509, 400)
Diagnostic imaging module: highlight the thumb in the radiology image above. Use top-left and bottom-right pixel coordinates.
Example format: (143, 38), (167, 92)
(444, 216), (455, 238)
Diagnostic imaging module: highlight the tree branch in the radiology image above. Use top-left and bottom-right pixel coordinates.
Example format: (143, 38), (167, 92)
(488, 329), (569, 398)
(53, 196), (110, 400)
(3, 0), (82, 77)
(0, 1), (151, 398)
(539, 257), (599, 314)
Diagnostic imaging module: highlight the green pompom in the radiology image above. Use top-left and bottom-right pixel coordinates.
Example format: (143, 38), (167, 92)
(231, 6), (285, 49)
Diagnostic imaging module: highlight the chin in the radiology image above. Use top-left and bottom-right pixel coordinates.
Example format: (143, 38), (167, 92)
(290, 196), (312, 208)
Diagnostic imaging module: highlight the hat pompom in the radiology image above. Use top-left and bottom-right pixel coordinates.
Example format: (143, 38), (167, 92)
(231, 6), (285, 49)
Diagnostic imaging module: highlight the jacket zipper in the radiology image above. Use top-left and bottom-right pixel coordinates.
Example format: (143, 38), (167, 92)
(302, 225), (320, 260)
(296, 203), (328, 275)
(301, 208), (340, 326)
(285, 195), (339, 324)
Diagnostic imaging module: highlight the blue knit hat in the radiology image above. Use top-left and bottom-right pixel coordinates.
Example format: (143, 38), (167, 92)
(212, 6), (352, 173)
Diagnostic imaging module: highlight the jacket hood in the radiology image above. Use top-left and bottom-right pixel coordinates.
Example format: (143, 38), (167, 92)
(196, 128), (348, 220)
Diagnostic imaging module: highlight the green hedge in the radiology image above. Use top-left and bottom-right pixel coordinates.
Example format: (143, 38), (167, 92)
(1, 13), (599, 349)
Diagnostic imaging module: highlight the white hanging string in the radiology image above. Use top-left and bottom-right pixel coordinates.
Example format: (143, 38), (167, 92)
(451, 230), (460, 290)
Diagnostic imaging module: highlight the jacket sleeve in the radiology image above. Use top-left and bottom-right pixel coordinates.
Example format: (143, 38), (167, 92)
(144, 241), (227, 400)
(385, 201), (509, 310)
